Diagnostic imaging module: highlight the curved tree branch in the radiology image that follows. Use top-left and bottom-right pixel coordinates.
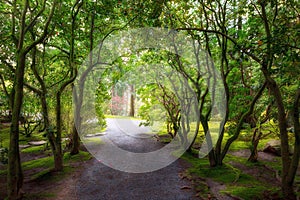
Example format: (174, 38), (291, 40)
(176, 27), (262, 64)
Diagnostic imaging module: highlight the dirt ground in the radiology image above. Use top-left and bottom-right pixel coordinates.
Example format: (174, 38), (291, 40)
(1, 119), (297, 200)
(0, 148), (292, 200)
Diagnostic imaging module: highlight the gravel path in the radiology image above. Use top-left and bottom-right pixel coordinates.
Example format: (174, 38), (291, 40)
(75, 118), (198, 200)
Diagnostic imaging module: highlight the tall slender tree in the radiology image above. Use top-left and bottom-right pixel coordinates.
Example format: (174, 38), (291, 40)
(4, 0), (57, 198)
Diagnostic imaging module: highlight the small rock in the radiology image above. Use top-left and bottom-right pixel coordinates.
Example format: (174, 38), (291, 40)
(263, 139), (294, 156)
(85, 132), (106, 137)
(28, 141), (47, 146)
(19, 144), (31, 149)
(263, 140), (281, 156)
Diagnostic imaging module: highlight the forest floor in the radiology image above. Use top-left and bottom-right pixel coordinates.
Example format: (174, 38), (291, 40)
(0, 148), (287, 200)
(0, 119), (299, 199)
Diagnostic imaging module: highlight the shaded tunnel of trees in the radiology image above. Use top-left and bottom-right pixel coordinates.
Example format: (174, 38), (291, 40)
(0, 0), (299, 199)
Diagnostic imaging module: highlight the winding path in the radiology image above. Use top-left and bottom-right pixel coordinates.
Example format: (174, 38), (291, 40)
(75, 118), (197, 200)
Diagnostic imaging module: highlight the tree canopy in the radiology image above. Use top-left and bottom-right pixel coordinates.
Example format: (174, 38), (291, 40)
(0, 0), (299, 199)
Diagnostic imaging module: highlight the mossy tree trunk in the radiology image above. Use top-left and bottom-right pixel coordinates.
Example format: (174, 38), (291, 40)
(8, 53), (25, 200)
(259, 2), (298, 198)
(248, 128), (261, 162)
(7, 0), (57, 198)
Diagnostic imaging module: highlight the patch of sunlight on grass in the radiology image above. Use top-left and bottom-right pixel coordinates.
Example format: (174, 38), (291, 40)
(0, 124), (48, 149)
(228, 140), (249, 151)
(0, 126), (10, 148)
(219, 133), (249, 151)
(21, 151), (92, 171)
(63, 151), (92, 163)
(21, 145), (45, 153)
(82, 137), (103, 144)
(22, 156), (53, 171)
(22, 157), (54, 170)
(196, 164), (241, 184)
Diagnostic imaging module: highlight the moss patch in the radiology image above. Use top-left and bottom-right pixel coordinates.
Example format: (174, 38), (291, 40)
(223, 185), (280, 200)
(22, 156), (53, 171)
(22, 192), (56, 200)
(31, 165), (73, 182)
(0, 125), (48, 149)
(0, 169), (6, 175)
(181, 152), (282, 199)
(64, 151), (92, 163)
(21, 151), (91, 171)
(21, 145), (45, 154)
(0, 126), (10, 148)
(82, 137), (103, 145)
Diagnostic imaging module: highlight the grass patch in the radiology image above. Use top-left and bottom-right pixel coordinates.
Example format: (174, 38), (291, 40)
(0, 126), (10, 148)
(186, 161), (240, 184)
(0, 150), (92, 198)
(21, 145), (45, 154)
(82, 137), (103, 145)
(0, 124), (48, 149)
(28, 151), (92, 182)
(223, 185), (280, 200)
(23, 132), (47, 143)
(224, 153), (283, 180)
(257, 138), (272, 151)
(22, 156), (53, 171)
(228, 140), (249, 151)
(63, 151), (92, 163)
(31, 165), (73, 182)
(156, 132), (172, 143)
(0, 169), (6, 175)
(31, 168), (53, 180)
(181, 152), (280, 199)
(21, 151), (92, 171)
(11, 151), (91, 187)
(224, 154), (248, 164)
(22, 192), (56, 200)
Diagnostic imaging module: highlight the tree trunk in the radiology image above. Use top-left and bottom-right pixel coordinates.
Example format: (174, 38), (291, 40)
(187, 119), (200, 154)
(263, 74), (294, 198)
(53, 91), (64, 171)
(70, 122), (80, 155)
(8, 53), (25, 200)
(53, 145), (63, 171)
(67, 0), (83, 155)
(70, 84), (81, 155)
(129, 85), (135, 117)
(259, 2), (296, 197)
(6, 0), (57, 197)
(283, 88), (300, 200)
(53, 47), (77, 169)
(202, 118), (217, 167)
(41, 93), (64, 171)
(215, 78), (229, 166)
(219, 82), (266, 165)
(248, 128), (261, 162)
